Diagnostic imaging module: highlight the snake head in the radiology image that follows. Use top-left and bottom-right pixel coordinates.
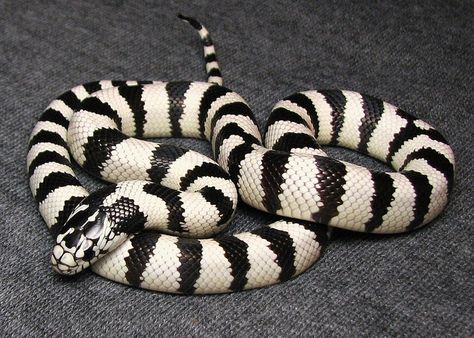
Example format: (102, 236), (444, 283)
(51, 194), (126, 275)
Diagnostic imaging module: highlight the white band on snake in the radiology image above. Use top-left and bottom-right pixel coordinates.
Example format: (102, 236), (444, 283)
(27, 15), (455, 294)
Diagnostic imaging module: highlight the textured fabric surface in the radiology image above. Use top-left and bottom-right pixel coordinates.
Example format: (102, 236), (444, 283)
(1, 1), (472, 336)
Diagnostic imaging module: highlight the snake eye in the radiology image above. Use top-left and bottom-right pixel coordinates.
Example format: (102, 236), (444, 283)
(82, 211), (107, 240)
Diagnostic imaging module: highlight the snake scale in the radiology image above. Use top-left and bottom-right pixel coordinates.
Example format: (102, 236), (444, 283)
(27, 15), (455, 294)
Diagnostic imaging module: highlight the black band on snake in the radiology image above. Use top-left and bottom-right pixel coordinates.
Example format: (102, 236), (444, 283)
(27, 15), (455, 294)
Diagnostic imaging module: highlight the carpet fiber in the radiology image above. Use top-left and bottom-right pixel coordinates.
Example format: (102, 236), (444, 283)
(1, 1), (472, 336)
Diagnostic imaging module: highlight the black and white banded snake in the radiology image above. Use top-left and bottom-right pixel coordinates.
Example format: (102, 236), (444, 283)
(27, 15), (455, 294)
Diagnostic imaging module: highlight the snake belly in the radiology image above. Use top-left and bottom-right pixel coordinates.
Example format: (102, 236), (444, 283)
(26, 15), (455, 294)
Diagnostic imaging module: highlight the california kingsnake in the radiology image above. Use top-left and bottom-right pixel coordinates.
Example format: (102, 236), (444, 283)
(27, 15), (455, 294)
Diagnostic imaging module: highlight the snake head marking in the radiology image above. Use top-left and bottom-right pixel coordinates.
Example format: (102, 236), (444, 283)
(51, 197), (116, 275)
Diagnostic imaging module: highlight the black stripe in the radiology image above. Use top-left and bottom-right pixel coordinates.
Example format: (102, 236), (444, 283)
(311, 157), (347, 224)
(82, 81), (102, 94)
(404, 171), (433, 230)
(178, 14), (203, 30)
(137, 80), (154, 85)
(111, 80), (127, 87)
(251, 227), (296, 282)
(260, 151), (291, 214)
(28, 151), (70, 178)
(208, 68), (222, 78)
(209, 101), (258, 139)
(143, 184), (186, 233)
(179, 162), (230, 190)
(386, 110), (449, 163)
(50, 195), (86, 236)
(199, 186), (235, 226)
(58, 90), (81, 110)
(166, 81), (191, 137)
(213, 123), (261, 161)
(102, 196), (147, 234)
(266, 107), (310, 132)
(358, 94), (385, 154)
(147, 145), (189, 183)
(79, 97), (122, 129)
(176, 238), (202, 294)
(39, 108), (69, 129)
(227, 142), (255, 185)
(28, 130), (67, 150)
(82, 128), (128, 177)
(300, 222), (330, 249)
(215, 236), (250, 292)
(271, 132), (321, 153)
(35, 172), (82, 203)
(124, 231), (160, 287)
(286, 93), (319, 138)
(318, 90), (347, 145)
(118, 85), (146, 138)
(204, 53), (217, 63)
(198, 85), (232, 138)
(364, 172), (396, 232)
(400, 148), (454, 194)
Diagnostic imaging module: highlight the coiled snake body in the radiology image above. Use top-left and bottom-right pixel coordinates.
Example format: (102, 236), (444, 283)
(27, 15), (455, 294)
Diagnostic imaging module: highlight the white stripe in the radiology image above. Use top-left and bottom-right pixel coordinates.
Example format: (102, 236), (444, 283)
(70, 85), (90, 101)
(265, 120), (314, 149)
(91, 239), (135, 286)
(336, 91), (365, 149)
(303, 91), (335, 144)
(366, 102), (408, 162)
(141, 83), (172, 137)
(391, 135), (455, 169)
(234, 233), (281, 289)
(206, 61), (219, 70)
(203, 92), (247, 139)
(93, 87), (135, 136)
(403, 159), (450, 225)
(276, 153), (322, 221)
(414, 119), (434, 130)
(68, 111), (118, 166)
(212, 114), (261, 151)
(270, 221), (322, 275)
(29, 121), (67, 140)
(30, 162), (74, 196)
(139, 236), (182, 293)
(161, 150), (216, 190)
(179, 82), (212, 138)
(272, 100), (315, 133)
(194, 239), (234, 294)
(376, 173), (416, 233)
(187, 176), (238, 207)
(27, 143), (70, 168)
(180, 192), (221, 236)
(46, 99), (73, 119)
(39, 185), (88, 227)
(216, 135), (245, 171)
(330, 163), (375, 231)
(98, 80), (114, 89)
(99, 139), (157, 182)
(204, 45), (216, 55)
(208, 76), (223, 85)
(237, 147), (267, 211)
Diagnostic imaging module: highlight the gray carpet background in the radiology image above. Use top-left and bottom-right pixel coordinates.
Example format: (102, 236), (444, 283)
(1, 1), (472, 336)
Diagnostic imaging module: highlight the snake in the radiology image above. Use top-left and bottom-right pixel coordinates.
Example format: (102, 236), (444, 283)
(27, 15), (455, 294)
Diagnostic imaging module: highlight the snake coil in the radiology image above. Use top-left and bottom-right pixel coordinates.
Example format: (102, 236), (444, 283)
(27, 15), (455, 294)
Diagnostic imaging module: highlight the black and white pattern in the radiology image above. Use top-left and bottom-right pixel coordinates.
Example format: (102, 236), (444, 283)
(27, 15), (454, 294)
